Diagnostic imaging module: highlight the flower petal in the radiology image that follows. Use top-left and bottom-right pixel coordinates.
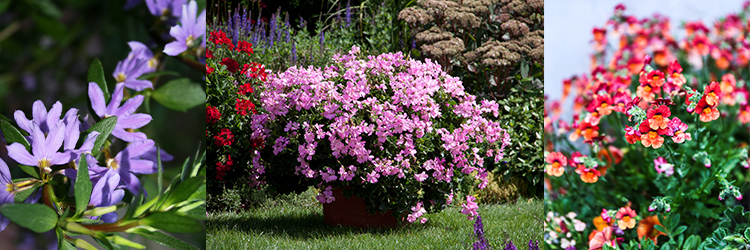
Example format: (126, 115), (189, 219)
(46, 101), (63, 131)
(88, 82), (107, 117)
(13, 110), (32, 134)
(0, 159), (10, 184)
(120, 172), (143, 195)
(106, 83), (126, 116)
(114, 95), (144, 117)
(32, 100), (48, 131)
(118, 114), (152, 129)
(124, 79), (153, 91)
(122, 159), (156, 175)
(163, 41), (187, 56)
(111, 128), (147, 142)
(7, 143), (37, 166)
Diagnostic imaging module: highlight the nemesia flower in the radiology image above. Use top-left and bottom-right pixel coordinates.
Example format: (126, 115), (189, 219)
(720, 74), (736, 105)
(702, 81), (721, 106)
(89, 82), (152, 142)
(545, 152), (567, 177)
(653, 157), (674, 176)
(164, 0), (206, 56)
(589, 226), (616, 250)
(589, 93), (614, 116)
(576, 166), (601, 183)
(637, 215), (666, 244)
(739, 105), (750, 124)
(615, 207), (637, 230)
(577, 121), (599, 142)
(645, 70), (665, 88)
(646, 105), (671, 130)
(636, 81), (658, 103)
(639, 119), (668, 149)
(623, 125), (641, 144)
(612, 91), (632, 113)
(667, 117), (691, 143)
(694, 97), (720, 122)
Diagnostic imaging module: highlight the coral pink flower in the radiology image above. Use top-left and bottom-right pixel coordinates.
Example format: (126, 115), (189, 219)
(667, 117), (691, 143)
(639, 120), (668, 149)
(646, 70), (665, 88)
(636, 81), (658, 103)
(578, 121), (599, 142)
(654, 157), (674, 176)
(546, 152), (568, 177)
(694, 98), (720, 122)
(703, 81), (722, 106)
(720, 74), (736, 105)
(615, 207), (637, 230)
(624, 125), (641, 144)
(589, 93), (614, 116)
(646, 105), (671, 130)
(575, 166), (601, 183)
(589, 226), (616, 250)
(668, 60), (686, 87)
(740, 105), (750, 124)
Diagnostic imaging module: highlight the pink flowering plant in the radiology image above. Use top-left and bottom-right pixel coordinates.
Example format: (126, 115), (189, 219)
(255, 45), (510, 223)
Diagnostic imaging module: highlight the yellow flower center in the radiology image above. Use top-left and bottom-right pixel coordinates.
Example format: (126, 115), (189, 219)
(652, 76), (660, 80)
(675, 131), (682, 136)
(148, 57), (158, 69)
(703, 108), (712, 114)
(116, 73), (127, 83)
(106, 158), (119, 170)
(649, 131), (658, 139)
(623, 216), (631, 223)
(644, 86), (652, 92)
(600, 103), (609, 108)
(653, 115), (662, 121)
(552, 162), (561, 168)
(38, 158), (50, 169)
(5, 183), (15, 194)
(186, 34), (194, 47)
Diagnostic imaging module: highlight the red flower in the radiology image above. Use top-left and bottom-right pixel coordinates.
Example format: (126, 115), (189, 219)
(668, 60), (685, 87)
(739, 105), (750, 124)
(612, 91), (631, 113)
(646, 105), (671, 130)
(206, 106), (221, 124)
(249, 137), (264, 149)
(221, 58), (239, 73)
(589, 93), (614, 116)
(624, 125), (641, 144)
(667, 117), (691, 143)
(636, 79), (658, 103)
(694, 97), (720, 122)
(645, 70), (665, 88)
(238, 83), (254, 95)
(236, 41), (254, 55)
(215, 155), (233, 180)
(214, 128), (234, 147)
(206, 65), (214, 75)
(209, 30), (234, 49)
(206, 48), (213, 59)
(703, 81), (721, 106)
(236, 99), (257, 116)
(639, 120), (669, 149)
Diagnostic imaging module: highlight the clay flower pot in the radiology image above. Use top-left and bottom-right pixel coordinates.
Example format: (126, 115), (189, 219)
(323, 187), (399, 228)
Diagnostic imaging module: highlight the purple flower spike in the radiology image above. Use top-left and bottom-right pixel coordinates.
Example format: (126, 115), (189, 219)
(7, 121), (69, 173)
(89, 169), (125, 223)
(164, 0), (206, 56)
(91, 140), (157, 195)
(0, 159), (14, 231)
(89, 82), (152, 142)
(14, 100), (63, 135)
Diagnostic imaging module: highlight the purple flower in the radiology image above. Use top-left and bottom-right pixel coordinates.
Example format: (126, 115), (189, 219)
(90, 140), (157, 195)
(145, 0), (185, 18)
(89, 169), (125, 223)
(345, 1), (351, 27)
(127, 41), (158, 73)
(291, 42), (297, 63)
(164, 0), (206, 56)
(113, 48), (153, 91)
(89, 82), (152, 142)
(0, 159), (14, 231)
(14, 100), (63, 135)
(7, 121), (69, 173)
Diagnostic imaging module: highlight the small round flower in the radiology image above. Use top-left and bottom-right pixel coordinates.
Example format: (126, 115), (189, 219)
(206, 106), (221, 124)
(615, 207), (637, 230)
(545, 152), (567, 177)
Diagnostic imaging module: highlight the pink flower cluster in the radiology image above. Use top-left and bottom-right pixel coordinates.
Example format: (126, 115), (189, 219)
(316, 186), (336, 204)
(461, 195), (479, 220)
(257, 46), (509, 222)
(407, 201), (428, 224)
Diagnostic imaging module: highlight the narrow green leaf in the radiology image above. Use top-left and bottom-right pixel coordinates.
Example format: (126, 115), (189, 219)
(124, 191), (144, 220)
(57, 227), (77, 250)
(141, 212), (203, 233)
(128, 228), (198, 250)
(157, 145), (163, 197)
(107, 235), (145, 249)
(17, 164), (40, 179)
(1, 120), (30, 151)
(75, 154), (92, 216)
(70, 238), (98, 250)
(655, 224), (668, 235)
(34, 0), (62, 19)
(672, 225), (687, 236)
(158, 177), (204, 210)
(180, 158), (190, 182)
(0, 203), (57, 233)
(151, 78), (206, 112)
(84, 116), (117, 156)
(87, 58), (109, 103)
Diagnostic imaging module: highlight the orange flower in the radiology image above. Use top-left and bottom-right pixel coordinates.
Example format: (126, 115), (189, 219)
(646, 105), (672, 130)
(593, 215), (614, 231)
(703, 81), (722, 106)
(695, 98), (720, 122)
(577, 166), (602, 183)
(739, 105), (750, 124)
(720, 74), (736, 105)
(639, 120), (668, 149)
(597, 146), (623, 175)
(546, 152), (568, 177)
(579, 121), (600, 142)
(615, 207), (637, 230)
(638, 215), (666, 245)
(646, 70), (666, 88)
(668, 60), (686, 87)
(636, 82), (657, 103)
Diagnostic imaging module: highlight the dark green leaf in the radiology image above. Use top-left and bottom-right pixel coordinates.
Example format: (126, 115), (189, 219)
(75, 154), (92, 216)
(34, 0), (62, 19)
(84, 116), (117, 156)
(14, 184), (39, 203)
(684, 235), (701, 250)
(152, 78), (206, 112)
(672, 225), (687, 236)
(17, 164), (40, 179)
(1, 120), (30, 151)
(128, 228), (198, 250)
(655, 224), (668, 235)
(141, 212), (203, 233)
(87, 58), (109, 103)
(0, 203), (57, 233)
(158, 176), (204, 210)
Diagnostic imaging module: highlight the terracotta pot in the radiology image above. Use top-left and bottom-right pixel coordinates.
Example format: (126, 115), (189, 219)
(323, 187), (399, 228)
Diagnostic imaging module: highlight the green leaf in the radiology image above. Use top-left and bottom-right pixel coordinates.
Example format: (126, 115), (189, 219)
(152, 78), (206, 112)
(14, 184), (39, 203)
(17, 164), (40, 179)
(672, 225), (687, 236)
(75, 154), (92, 216)
(107, 235), (145, 249)
(84, 116), (117, 156)
(655, 224), (668, 235)
(0, 203), (57, 233)
(87, 58), (109, 103)
(141, 212), (203, 233)
(128, 228), (198, 250)
(744, 228), (750, 242)
(158, 176), (204, 210)
(34, 0), (62, 19)
(136, 71), (179, 80)
(1, 120), (30, 151)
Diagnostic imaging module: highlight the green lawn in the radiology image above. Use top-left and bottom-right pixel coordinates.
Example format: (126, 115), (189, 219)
(207, 188), (543, 249)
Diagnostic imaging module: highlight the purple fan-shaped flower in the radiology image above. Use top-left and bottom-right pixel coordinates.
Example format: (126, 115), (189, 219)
(163, 0), (206, 56)
(89, 82), (152, 142)
(14, 100), (63, 135)
(7, 121), (70, 173)
(89, 169), (125, 223)
(90, 140), (157, 195)
(0, 159), (14, 231)
(113, 44), (154, 91)
(146, 0), (186, 18)
(127, 41), (158, 73)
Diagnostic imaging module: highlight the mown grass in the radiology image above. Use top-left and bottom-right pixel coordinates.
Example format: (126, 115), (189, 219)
(207, 187), (543, 249)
